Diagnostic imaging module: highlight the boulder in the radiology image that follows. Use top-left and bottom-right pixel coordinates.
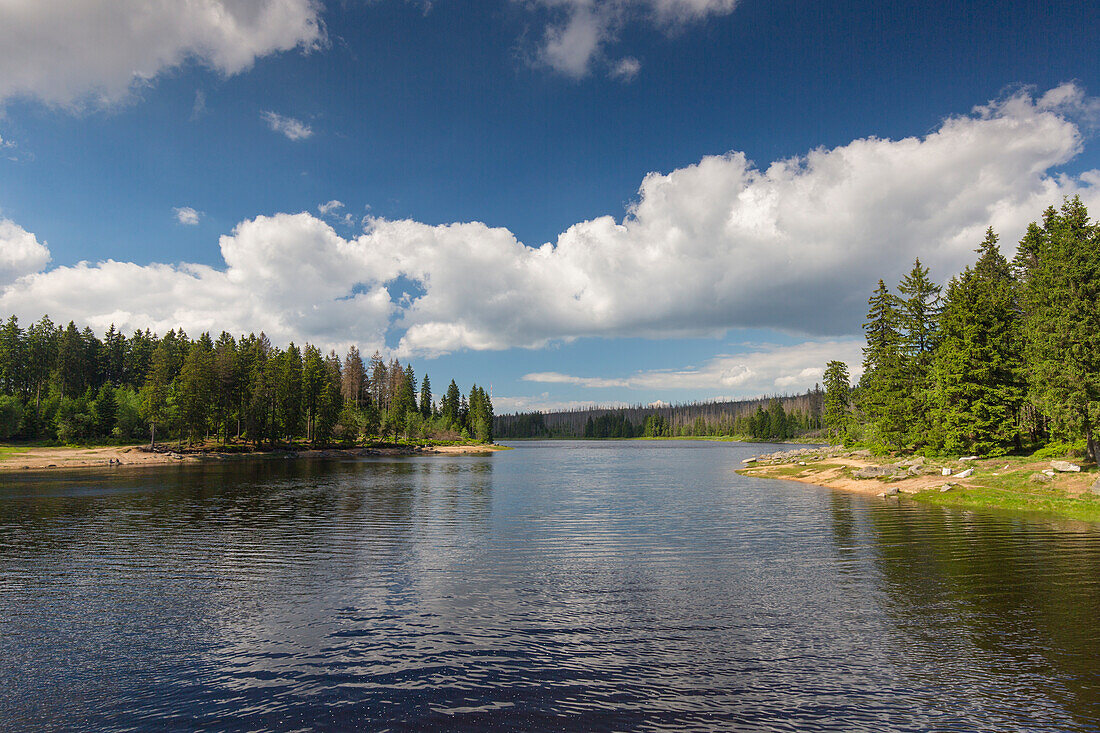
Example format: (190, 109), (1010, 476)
(901, 456), (926, 467)
(959, 455), (979, 462)
(941, 467), (953, 476)
(940, 484), (954, 492)
(853, 465), (894, 479)
(1042, 469), (1056, 477)
(907, 465), (923, 476)
(850, 449), (873, 458)
(955, 468), (974, 479)
(741, 458), (757, 464)
(1089, 477), (1100, 495)
(1029, 473), (1053, 484)
(1050, 460), (1081, 473)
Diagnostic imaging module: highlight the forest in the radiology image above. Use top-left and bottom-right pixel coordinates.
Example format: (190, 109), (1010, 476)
(0, 322), (494, 447)
(819, 196), (1100, 462)
(494, 390), (825, 441)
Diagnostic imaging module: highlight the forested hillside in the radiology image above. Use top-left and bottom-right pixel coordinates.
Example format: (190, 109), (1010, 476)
(819, 195), (1100, 461)
(495, 390), (824, 441)
(0, 321), (493, 446)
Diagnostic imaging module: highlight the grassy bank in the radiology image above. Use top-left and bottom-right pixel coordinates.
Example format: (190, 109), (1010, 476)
(739, 449), (1100, 523)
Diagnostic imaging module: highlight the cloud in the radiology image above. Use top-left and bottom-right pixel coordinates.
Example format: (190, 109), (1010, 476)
(262, 111), (313, 140)
(318, 200), (344, 215)
(1, 86), (1098, 358)
(523, 340), (864, 396)
(610, 57), (641, 81)
(173, 206), (201, 225)
(0, 219), (51, 286)
(531, 0), (740, 78)
(191, 89), (207, 121)
(0, 0), (325, 109)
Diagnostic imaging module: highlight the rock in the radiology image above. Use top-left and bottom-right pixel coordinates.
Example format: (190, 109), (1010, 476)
(851, 449), (872, 458)
(1029, 473), (1053, 484)
(853, 465), (894, 479)
(940, 484), (954, 492)
(741, 458), (756, 464)
(901, 456), (926, 467)
(907, 465), (923, 476)
(798, 461), (806, 466)
(955, 468), (974, 479)
(1089, 477), (1100, 495)
(959, 455), (979, 461)
(1051, 460), (1081, 472)
(941, 467), (953, 476)
(876, 487), (899, 497)
(1042, 469), (1056, 477)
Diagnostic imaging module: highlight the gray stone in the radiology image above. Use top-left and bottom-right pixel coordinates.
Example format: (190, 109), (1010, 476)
(851, 449), (873, 458)
(853, 465), (894, 479)
(1051, 460), (1081, 472)
(955, 468), (974, 479)
(908, 465), (923, 476)
(1029, 472), (1053, 484)
(741, 458), (757, 464)
(941, 467), (953, 476)
(1042, 469), (1056, 477)
(940, 484), (954, 492)
(1089, 477), (1100, 495)
(959, 455), (979, 462)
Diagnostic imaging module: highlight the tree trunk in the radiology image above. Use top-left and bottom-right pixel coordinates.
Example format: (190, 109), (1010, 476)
(150, 421), (156, 449)
(1085, 417), (1098, 466)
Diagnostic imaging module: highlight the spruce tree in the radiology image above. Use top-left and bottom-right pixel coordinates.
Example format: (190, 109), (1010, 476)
(931, 228), (1023, 455)
(1021, 196), (1100, 462)
(822, 360), (851, 441)
(859, 280), (908, 448)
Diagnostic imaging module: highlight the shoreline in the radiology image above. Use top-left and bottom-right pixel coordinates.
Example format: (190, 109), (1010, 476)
(738, 446), (1100, 522)
(0, 442), (507, 474)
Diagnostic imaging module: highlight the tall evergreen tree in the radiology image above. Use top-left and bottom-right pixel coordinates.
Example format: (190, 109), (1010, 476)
(859, 280), (908, 447)
(932, 228), (1023, 455)
(419, 374), (432, 418)
(822, 360), (851, 440)
(1020, 196), (1100, 462)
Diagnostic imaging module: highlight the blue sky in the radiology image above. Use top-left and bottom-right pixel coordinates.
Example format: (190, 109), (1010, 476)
(1, 0), (1099, 412)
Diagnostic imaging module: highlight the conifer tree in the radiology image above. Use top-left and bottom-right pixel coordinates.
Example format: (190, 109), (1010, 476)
(931, 228), (1023, 455)
(419, 374), (432, 418)
(859, 280), (908, 448)
(1021, 196), (1100, 462)
(822, 360), (851, 440)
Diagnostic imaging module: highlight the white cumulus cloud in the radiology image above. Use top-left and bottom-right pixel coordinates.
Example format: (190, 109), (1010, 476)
(0, 0), (325, 109)
(0, 86), (1097, 360)
(262, 111), (313, 140)
(0, 219), (51, 286)
(173, 206), (201, 225)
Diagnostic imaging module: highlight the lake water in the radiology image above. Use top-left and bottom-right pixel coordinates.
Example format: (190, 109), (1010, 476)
(1, 440), (1099, 731)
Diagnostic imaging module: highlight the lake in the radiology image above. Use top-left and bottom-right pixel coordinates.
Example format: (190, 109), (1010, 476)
(1, 440), (1099, 731)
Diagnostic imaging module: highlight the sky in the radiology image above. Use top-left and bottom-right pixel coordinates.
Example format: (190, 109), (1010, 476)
(1, 0), (1099, 413)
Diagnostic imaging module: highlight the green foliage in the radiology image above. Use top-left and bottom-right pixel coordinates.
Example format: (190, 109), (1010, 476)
(821, 360), (851, 441)
(931, 229), (1023, 456)
(0, 394), (22, 439)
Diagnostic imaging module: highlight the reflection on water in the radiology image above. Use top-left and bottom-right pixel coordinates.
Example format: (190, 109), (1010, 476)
(1, 441), (1098, 731)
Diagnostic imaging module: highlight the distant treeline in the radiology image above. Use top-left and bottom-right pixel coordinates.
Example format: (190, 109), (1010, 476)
(494, 390), (824, 441)
(819, 196), (1100, 461)
(0, 319), (493, 446)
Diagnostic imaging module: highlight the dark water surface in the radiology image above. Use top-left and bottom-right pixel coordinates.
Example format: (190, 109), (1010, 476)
(2, 440), (1099, 731)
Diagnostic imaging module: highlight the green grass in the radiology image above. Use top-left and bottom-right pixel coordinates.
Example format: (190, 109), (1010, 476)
(912, 482), (1100, 522)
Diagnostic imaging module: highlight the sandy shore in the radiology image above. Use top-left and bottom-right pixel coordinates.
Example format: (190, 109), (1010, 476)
(0, 442), (506, 473)
(737, 447), (1099, 498)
